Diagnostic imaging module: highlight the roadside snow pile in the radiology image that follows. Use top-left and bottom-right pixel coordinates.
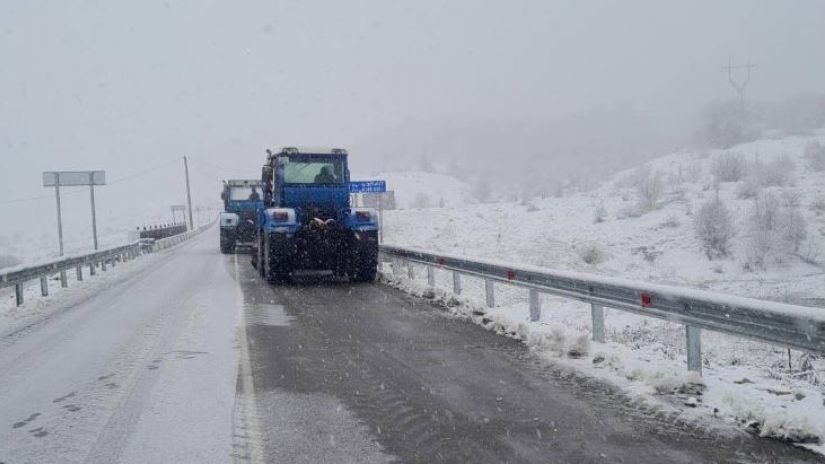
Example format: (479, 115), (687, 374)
(380, 265), (825, 452)
(368, 171), (475, 209)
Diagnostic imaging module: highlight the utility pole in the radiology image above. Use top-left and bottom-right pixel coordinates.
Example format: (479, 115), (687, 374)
(183, 156), (194, 231)
(722, 58), (757, 118)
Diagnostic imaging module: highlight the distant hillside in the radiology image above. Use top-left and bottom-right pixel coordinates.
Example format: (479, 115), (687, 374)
(383, 130), (825, 302)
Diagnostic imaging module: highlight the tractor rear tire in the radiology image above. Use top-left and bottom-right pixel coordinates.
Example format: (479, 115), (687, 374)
(350, 254), (377, 282)
(265, 238), (291, 283)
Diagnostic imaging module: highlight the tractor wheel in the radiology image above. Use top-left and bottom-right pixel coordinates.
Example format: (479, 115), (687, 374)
(220, 241), (233, 254)
(265, 236), (291, 283)
(350, 251), (377, 282)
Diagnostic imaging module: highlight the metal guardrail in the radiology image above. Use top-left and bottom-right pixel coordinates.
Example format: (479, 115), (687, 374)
(0, 223), (214, 307)
(0, 243), (140, 307)
(379, 245), (825, 375)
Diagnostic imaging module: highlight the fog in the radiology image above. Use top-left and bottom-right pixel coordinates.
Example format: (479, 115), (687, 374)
(1, 0), (823, 248)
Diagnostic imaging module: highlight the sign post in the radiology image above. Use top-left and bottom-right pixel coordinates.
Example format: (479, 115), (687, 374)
(349, 180), (387, 243)
(171, 204), (187, 224)
(43, 171), (106, 255)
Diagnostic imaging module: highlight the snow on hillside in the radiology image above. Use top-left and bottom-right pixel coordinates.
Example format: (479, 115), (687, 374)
(384, 132), (825, 303)
(381, 131), (825, 450)
(368, 171), (475, 209)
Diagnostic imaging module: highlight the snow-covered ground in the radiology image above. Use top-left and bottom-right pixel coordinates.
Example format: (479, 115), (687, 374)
(380, 131), (825, 451)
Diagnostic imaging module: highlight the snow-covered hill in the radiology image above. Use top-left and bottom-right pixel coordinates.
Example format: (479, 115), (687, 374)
(383, 131), (825, 303)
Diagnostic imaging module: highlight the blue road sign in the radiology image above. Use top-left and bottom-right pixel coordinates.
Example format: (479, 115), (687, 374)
(349, 180), (387, 193)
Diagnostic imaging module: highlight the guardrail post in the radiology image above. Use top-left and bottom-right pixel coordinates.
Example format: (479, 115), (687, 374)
(101, 260), (107, 272)
(453, 271), (461, 295)
(15, 283), (24, 306)
(90, 262), (97, 276)
(484, 279), (495, 308)
(407, 262), (415, 280)
(110, 258), (116, 268)
(76, 265), (83, 281)
(60, 271), (68, 288)
(40, 276), (49, 296)
(426, 266), (435, 287)
(529, 289), (541, 321)
(686, 325), (702, 375)
(591, 304), (605, 343)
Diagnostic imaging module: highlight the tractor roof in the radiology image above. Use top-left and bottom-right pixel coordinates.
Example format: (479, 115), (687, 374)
(267, 145), (347, 164)
(224, 179), (261, 187)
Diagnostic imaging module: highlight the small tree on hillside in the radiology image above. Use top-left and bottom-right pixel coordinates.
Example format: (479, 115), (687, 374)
(636, 169), (664, 212)
(694, 197), (735, 259)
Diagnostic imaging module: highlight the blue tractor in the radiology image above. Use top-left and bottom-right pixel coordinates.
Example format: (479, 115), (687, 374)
(252, 147), (379, 282)
(219, 179), (264, 254)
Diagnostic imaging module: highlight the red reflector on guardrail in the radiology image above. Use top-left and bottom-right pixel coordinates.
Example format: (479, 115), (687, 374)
(507, 270), (515, 280)
(641, 293), (652, 307)
(437, 257), (445, 265)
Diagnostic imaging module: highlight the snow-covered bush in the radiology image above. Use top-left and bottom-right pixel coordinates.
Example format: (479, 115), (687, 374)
(593, 204), (607, 223)
(711, 152), (747, 182)
(684, 161), (703, 183)
(659, 215), (680, 228)
(753, 155), (796, 187)
(810, 197), (825, 216)
(635, 169), (664, 212)
(804, 141), (825, 172)
(578, 243), (605, 265)
(694, 197), (735, 259)
(736, 176), (761, 199)
(744, 190), (807, 268)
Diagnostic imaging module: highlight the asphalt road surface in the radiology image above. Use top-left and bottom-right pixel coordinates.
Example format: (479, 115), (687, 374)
(0, 229), (821, 463)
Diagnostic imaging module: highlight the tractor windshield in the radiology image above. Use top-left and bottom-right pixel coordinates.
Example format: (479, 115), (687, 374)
(229, 186), (260, 201)
(283, 157), (345, 185)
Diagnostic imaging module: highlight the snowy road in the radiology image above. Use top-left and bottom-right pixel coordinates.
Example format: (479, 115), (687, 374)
(0, 229), (822, 463)
(0, 233), (240, 463)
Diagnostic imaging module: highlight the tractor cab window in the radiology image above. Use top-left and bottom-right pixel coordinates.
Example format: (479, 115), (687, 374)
(282, 158), (345, 185)
(229, 186), (260, 201)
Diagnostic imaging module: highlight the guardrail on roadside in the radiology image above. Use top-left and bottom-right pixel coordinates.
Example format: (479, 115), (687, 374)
(378, 245), (825, 375)
(150, 223), (212, 251)
(0, 243), (140, 307)
(1, 223), (214, 307)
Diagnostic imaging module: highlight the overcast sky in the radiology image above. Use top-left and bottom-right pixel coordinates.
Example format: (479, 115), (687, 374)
(1, 0), (823, 247)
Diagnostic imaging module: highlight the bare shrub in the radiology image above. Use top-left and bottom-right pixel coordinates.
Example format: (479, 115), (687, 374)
(616, 204), (643, 219)
(780, 191), (806, 252)
(810, 197), (825, 216)
(685, 161), (703, 182)
(636, 169), (665, 212)
(659, 215), (680, 228)
(578, 243), (605, 265)
(593, 204), (607, 223)
(745, 190), (808, 268)
(736, 176), (761, 199)
(694, 197), (735, 259)
(711, 152), (747, 183)
(804, 141), (825, 172)
(753, 155), (796, 187)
